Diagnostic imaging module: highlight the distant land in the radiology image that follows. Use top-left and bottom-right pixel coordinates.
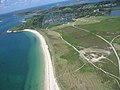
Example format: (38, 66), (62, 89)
(0, 0), (120, 90)
(10, 0), (120, 90)
(12, 0), (120, 30)
(0, 0), (109, 15)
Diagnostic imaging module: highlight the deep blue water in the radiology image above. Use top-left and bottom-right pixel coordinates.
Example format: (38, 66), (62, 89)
(0, 12), (26, 33)
(0, 32), (30, 90)
(67, 0), (107, 6)
(0, 9), (44, 90)
(0, 31), (44, 90)
(81, 0), (107, 3)
(0, 12), (30, 90)
(110, 10), (120, 16)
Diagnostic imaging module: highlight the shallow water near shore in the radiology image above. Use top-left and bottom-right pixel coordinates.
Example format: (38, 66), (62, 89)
(0, 32), (44, 90)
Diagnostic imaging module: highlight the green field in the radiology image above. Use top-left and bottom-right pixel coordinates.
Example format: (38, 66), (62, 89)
(39, 30), (108, 90)
(38, 16), (120, 90)
(76, 16), (120, 41)
(76, 17), (120, 32)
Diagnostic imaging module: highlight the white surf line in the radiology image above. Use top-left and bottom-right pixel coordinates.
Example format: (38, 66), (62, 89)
(110, 35), (120, 43)
(23, 29), (60, 90)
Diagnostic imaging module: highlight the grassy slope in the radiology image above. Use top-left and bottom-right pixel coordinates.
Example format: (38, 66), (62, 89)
(77, 16), (120, 32)
(76, 16), (120, 41)
(39, 16), (120, 90)
(39, 30), (109, 90)
(12, 14), (120, 89)
(75, 16), (120, 82)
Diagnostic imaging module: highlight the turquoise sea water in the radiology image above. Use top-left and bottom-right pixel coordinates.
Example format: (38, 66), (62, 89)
(0, 32), (29, 90)
(0, 31), (44, 90)
(0, 9), (45, 90)
(24, 32), (44, 90)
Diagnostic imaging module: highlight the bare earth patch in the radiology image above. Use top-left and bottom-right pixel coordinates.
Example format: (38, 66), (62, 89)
(79, 48), (111, 63)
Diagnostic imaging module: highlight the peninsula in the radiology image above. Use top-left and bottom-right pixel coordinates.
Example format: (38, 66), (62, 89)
(10, 0), (120, 90)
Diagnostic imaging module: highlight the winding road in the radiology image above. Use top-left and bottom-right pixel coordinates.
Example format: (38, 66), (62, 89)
(57, 23), (120, 88)
(72, 22), (120, 74)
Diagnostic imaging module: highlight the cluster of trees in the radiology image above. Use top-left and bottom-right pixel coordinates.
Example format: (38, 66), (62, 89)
(45, 0), (118, 19)
(12, 15), (44, 30)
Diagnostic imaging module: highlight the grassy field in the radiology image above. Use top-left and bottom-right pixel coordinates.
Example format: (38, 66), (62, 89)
(76, 16), (120, 42)
(76, 16), (120, 32)
(56, 26), (109, 49)
(39, 30), (114, 90)
(38, 16), (120, 90)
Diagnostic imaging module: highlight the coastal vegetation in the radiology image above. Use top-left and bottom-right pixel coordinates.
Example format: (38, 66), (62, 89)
(41, 16), (120, 90)
(11, 0), (120, 90)
(76, 16), (120, 41)
(13, 16), (120, 90)
(16, 11), (34, 16)
(12, 0), (120, 31)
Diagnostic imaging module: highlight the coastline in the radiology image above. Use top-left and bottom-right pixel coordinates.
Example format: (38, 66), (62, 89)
(23, 29), (60, 90)
(23, 31), (44, 90)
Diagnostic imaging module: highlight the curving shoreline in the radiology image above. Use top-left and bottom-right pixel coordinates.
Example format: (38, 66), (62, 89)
(23, 29), (60, 90)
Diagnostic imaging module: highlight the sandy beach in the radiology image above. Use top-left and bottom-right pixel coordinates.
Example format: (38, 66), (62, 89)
(23, 29), (60, 90)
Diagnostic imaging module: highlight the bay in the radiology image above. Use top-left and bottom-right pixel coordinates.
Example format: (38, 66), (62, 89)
(0, 10), (44, 89)
(0, 31), (44, 90)
(0, 1), (119, 89)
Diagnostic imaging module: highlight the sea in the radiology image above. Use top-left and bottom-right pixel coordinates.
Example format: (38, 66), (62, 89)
(0, 0), (120, 90)
(0, 10), (45, 90)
